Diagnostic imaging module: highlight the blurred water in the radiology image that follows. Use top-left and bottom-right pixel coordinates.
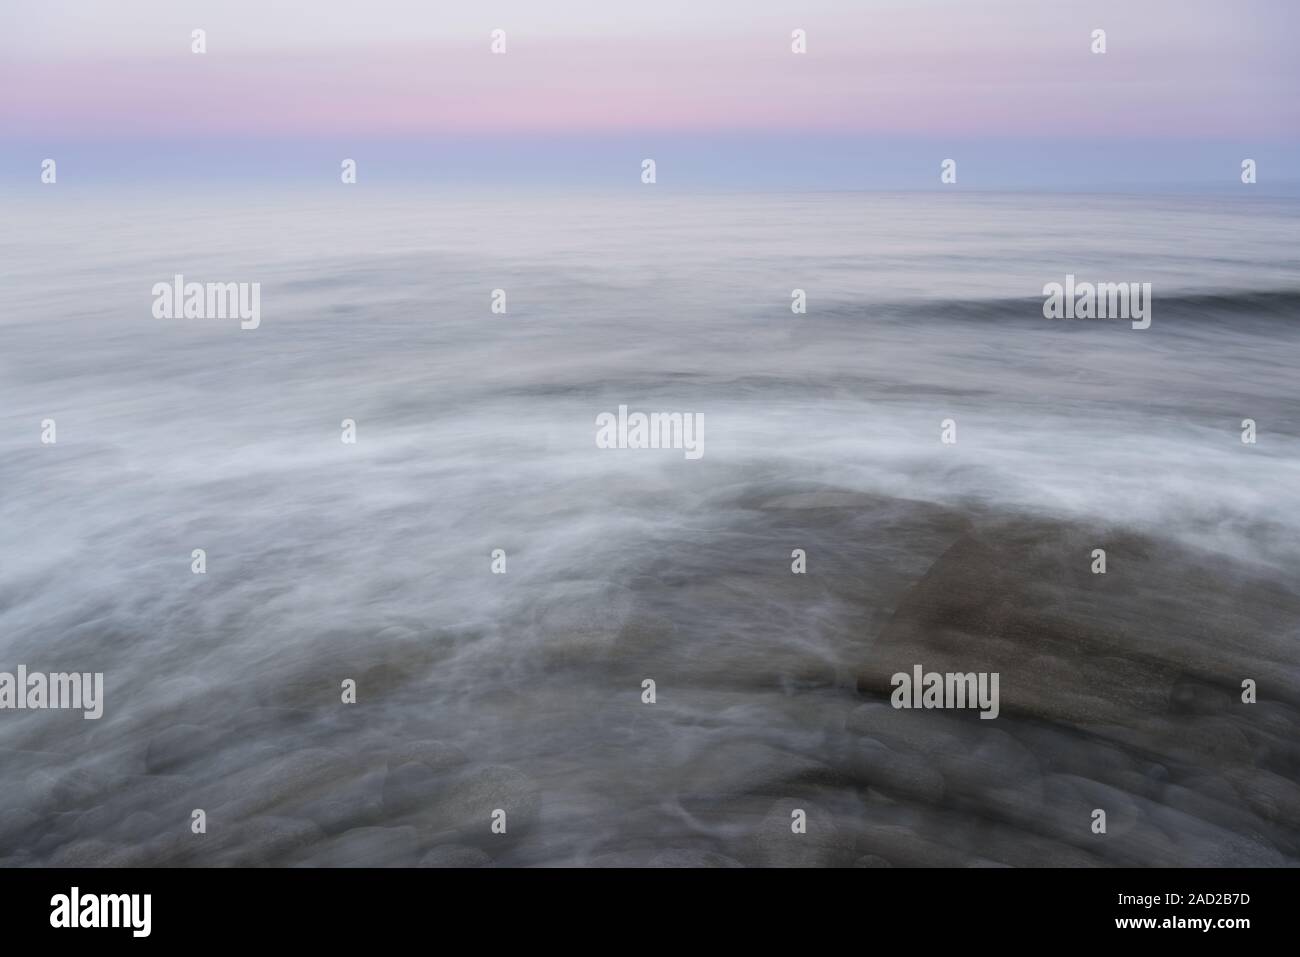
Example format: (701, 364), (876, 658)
(1, 191), (1297, 866)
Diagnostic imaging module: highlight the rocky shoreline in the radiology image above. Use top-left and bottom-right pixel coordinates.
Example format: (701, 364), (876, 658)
(3, 487), (1296, 867)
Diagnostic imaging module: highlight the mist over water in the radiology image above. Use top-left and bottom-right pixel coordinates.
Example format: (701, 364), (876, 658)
(2, 191), (1298, 866)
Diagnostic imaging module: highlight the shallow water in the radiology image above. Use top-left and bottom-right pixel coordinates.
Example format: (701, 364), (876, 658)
(1, 191), (1298, 866)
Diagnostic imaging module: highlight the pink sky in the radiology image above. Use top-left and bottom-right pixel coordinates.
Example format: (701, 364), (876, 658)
(4, 0), (1297, 139)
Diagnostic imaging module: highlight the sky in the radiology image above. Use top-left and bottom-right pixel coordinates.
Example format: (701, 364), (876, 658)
(2, 0), (1297, 190)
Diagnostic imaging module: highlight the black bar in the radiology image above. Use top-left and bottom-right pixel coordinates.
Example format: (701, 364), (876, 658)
(0, 867), (1281, 943)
